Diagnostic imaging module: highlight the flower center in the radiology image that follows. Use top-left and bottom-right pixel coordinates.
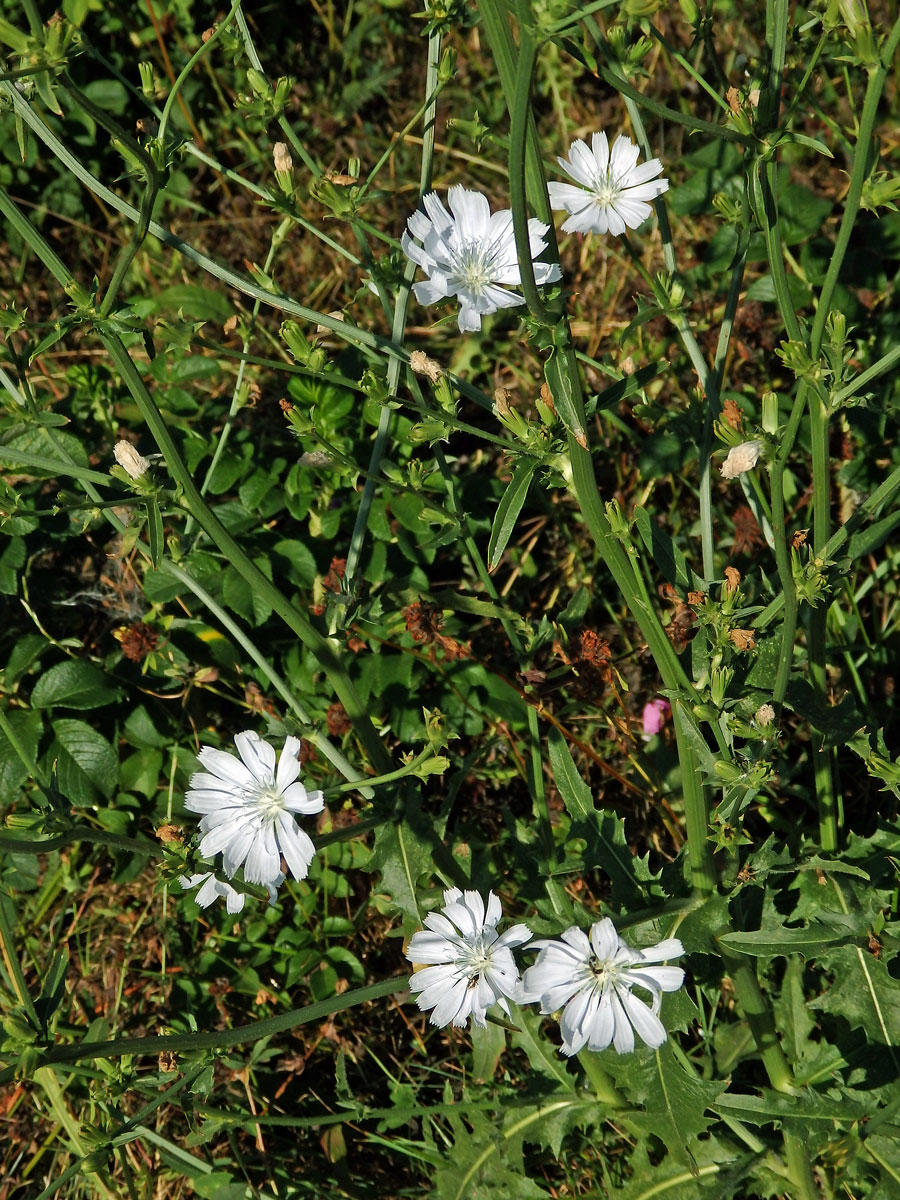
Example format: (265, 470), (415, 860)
(591, 171), (621, 208)
(252, 780), (285, 820)
(588, 954), (624, 989)
(456, 242), (495, 294)
(460, 934), (492, 980)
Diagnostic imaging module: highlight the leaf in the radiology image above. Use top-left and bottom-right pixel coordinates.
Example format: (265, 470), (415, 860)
(714, 1088), (867, 1139)
(809, 942), (900, 1061)
(510, 1006), (577, 1097)
(717, 920), (856, 958)
(471, 1021), (506, 1083)
(607, 1042), (725, 1166)
(613, 1136), (754, 1200)
(146, 497), (163, 567)
(368, 794), (437, 924)
(548, 728), (652, 908)
(634, 507), (701, 592)
(53, 718), (118, 803)
(31, 660), (122, 710)
(0, 536), (25, 595)
(488, 459), (538, 571)
(432, 1105), (550, 1200)
(0, 709), (43, 796)
(545, 348), (587, 447)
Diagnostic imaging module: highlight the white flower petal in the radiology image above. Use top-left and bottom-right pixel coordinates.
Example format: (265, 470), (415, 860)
(183, 732), (323, 897)
(402, 186), (556, 329)
(404, 888), (530, 1029)
(619, 986), (668, 1049)
(234, 731), (276, 782)
(551, 129), (668, 239)
(519, 920), (685, 1056)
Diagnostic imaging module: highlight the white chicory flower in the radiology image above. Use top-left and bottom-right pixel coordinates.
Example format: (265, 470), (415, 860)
(179, 870), (283, 914)
(401, 185), (562, 333)
(184, 732), (324, 888)
(405, 888), (532, 1029)
(520, 918), (684, 1055)
(548, 132), (669, 236)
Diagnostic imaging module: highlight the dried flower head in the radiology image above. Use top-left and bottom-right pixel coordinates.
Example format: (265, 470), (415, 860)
(720, 441), (762, 480)
(114, 440), (150, 479)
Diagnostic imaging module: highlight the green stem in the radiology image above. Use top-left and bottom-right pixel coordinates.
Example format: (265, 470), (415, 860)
(508, 24), (556, 325)
(101, 333), (391, 773)
(481, 0), (717, 891)
(341, 26), (442, 609)
(0, 976), (406, 1083)
(769, 385), (808, 707)
(809, 15), (900, 358)
(0, 830), (160, 856)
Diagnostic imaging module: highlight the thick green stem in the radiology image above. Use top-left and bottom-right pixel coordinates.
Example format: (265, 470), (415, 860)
(480, 0), (717, 891)
(721, 947), (818, 1200)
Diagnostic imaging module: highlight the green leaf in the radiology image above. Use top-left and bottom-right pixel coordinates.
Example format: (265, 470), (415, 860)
(717, 920), (856, 957)
(369, 795), (437, 924)
(548, 728), (652, 908)
(488, 459), (538, 571)
(471, 1020), (506, 1083)
(31, 660), (122, 710)
(0, 536), (25, 595)
(634, 507), (701, 592)
(510, 1006), (576, 1096)
(146, 497), (163, 568)
(123, 705), (169, 750)
(608, 1042), (725, 1167)
(809, 942), (900, 1059)
(714, 1088), (867, 1138)
(272, 538), (317, 588)
(53, 718), (118, 802)
(545, 348), (587, 447)
(0, 709), (43, 796)
(3, 634), (47, 688)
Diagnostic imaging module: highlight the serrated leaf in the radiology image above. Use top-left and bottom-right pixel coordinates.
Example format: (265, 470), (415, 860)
(548, 728), (652, 908)
(613, 1136), (753, 1200)
(31, 660), (121, 710)
(432, 1105), (549, 1200)
(809, 942), (900, 1061)
(717, 920), (855, 957)
(510, 1005), (577, 1096)
(369, 795), (436, 924)
(714, 1087), (867, 1139)
(488, 459), (538, 571)
(608, 1042), (725, 1166)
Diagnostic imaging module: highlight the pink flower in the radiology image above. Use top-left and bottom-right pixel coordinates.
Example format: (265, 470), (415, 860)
(641, 699), (670, 737)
